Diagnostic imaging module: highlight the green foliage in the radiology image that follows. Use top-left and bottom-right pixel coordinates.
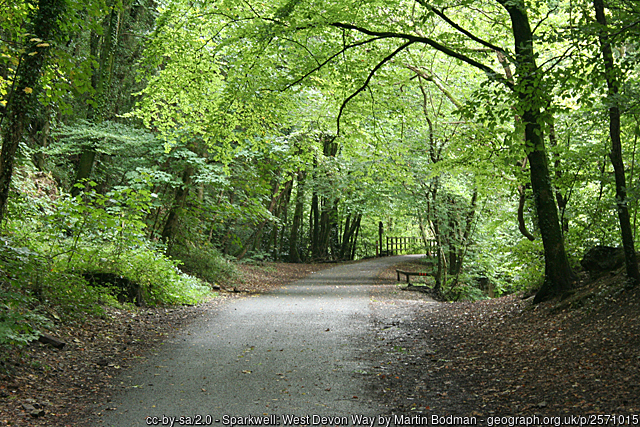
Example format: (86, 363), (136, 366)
(0, 289), (48, 347)
(37, 186), (210, 306)
(169, 243), (239, 287)
(98, 249), (210, 306)
(0, 166), (214, 347)
(445, 279), (488, 302)
(48, 120), (162, 190)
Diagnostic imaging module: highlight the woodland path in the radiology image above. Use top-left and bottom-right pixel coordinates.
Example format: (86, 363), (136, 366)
(96, 255), (427, 427)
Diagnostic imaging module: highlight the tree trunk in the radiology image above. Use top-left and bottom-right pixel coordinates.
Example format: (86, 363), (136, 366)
(339, 213), (361, 260)
(161, 165), (194, 248)
(451, 189), (478, 280)
(350, 214), (362, 260)
(289, 170), (306, 262)
(310, 191), (320, 258)
(0, 0), (66, 223)
(593, 0), (640, 286)
(71, 3), (122, 196)
(309, 135), (340, 260)
(497, 0), (576, 302)
(237, 179), (290, 259)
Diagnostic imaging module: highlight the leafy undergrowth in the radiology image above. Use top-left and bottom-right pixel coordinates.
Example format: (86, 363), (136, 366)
(0, 262), (331, 426)
(369, 262), (640, 418)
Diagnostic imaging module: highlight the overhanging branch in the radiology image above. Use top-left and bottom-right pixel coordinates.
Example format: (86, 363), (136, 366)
(283, 36), (386, 90)
(414, 0), (515, 63)
(406, 64), (464, 109)
(330, 22), (513, 90)
(335, 41), (413, 137)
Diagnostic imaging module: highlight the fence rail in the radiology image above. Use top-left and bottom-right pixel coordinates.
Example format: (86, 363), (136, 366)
(385, 236), (437, 256)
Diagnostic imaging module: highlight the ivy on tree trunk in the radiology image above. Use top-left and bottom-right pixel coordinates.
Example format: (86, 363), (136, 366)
(0, 0), (66, 223)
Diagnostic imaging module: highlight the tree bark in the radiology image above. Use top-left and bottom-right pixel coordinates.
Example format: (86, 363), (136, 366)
(0, 0), (66, 222)
(161, 165), (193, 248)
(71, 2), (122, 196)
(350, 214), (362, 260)
(497, 0), (576, 302)
(517, 184), (535, 241)
(593, 0), (640, 286)
(310, 191), (320, 258)
(289, 170), (306, 262)
(309, 135), (339, 260)
(339, 212), (361, 260)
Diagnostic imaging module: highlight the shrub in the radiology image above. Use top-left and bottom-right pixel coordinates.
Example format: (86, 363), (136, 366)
(0, 289), (50, 347)
(169, 243), (239, 287)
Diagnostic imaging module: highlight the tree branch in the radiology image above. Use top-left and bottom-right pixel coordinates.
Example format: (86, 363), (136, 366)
(330, 22), (513, 90)
(405, 64), (464, 109)
(283, 36), (386, 90)
(282, 37), (323, 66)
(241, 0), (285, 25)
(335, 41), (413, 137)
(414, 0), (515, 63)
(531, 5), (557, 36)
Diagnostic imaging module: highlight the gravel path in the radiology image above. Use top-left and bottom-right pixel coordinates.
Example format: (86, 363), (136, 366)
(97, 255), (428, 427)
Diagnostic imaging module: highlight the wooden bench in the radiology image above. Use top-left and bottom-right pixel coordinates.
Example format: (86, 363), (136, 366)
(396, 269), (433, 284)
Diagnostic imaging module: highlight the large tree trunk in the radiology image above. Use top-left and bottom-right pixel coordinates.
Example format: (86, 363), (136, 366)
(497, 0), (576, 302)
(593, 0), (639, 286)
(0, 0), (66, 222)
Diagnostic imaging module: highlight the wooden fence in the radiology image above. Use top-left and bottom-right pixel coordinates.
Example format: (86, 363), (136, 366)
(385, 236), (437, 256)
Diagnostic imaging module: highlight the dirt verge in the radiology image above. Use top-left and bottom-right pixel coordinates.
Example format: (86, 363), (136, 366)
(366, 259), (640, 419)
